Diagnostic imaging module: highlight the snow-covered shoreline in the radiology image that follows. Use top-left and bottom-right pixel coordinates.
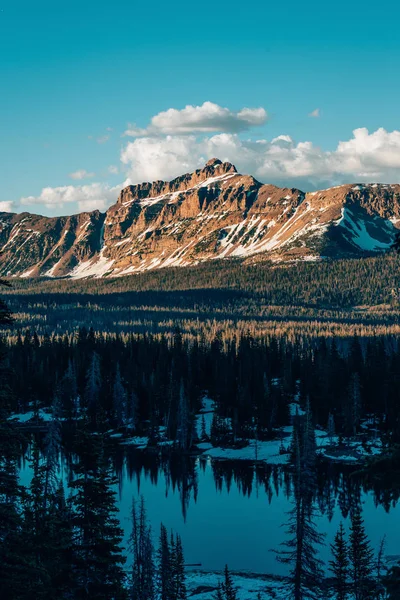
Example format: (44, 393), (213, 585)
(186, 570), (289, 600)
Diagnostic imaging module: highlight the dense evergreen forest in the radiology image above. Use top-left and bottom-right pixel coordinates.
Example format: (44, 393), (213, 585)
(4, 327), (400, 446)
(3, 255), (400, 340)
(2, 253), (400, 599)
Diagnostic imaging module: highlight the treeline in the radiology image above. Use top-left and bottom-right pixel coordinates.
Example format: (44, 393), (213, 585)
(4, 254), (400, 307)
(4, 327), (400, 445)
(2, 254), (400, 340)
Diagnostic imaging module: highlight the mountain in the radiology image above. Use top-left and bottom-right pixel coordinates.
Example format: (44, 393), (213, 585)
(1, 158), (400, 278)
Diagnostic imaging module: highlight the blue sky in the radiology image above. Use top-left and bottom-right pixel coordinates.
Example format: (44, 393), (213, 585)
(1, 0), (400, 216)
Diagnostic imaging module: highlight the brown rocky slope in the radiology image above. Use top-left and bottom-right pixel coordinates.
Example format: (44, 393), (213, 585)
(1, 158), (400, 278)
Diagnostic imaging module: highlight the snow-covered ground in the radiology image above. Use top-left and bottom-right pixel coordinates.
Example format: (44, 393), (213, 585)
(9, 409), (53, 422)
(186, 570), (289, 600)
(9, 395), (384, 466)
(205, 438), (290, 465)
(195, 396), (215, 439)
(202, 427), (383, 466)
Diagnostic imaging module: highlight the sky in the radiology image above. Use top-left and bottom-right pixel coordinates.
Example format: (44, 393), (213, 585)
(1, 0), (400, 216)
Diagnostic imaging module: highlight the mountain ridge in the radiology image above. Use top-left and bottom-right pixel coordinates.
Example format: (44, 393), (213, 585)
(1, 158), (400, 278)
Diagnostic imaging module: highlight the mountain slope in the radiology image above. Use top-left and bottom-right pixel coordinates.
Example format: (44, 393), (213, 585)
(1, 158), (400, 278)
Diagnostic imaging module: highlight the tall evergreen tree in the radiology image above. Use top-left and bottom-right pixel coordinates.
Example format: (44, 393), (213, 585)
(130, 497), (155, 600)
(158, 523), (172, 600)
(84, 352), (102, 424)
(171, 533), (187, 600)
(70, 431), (127, 600)
(330, 522), (349, 600)
(278, 409), (324, 600)
(349, 506), (374, 600)
(222, 564), (238, 600)
(113, 363), (127, 427)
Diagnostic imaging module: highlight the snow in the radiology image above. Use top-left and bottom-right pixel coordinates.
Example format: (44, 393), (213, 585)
(69, 254), (115, 279)
(123, 173), (237, 208)
(119, 436), (149, 448)
(205, 439), (290, 465)
(335, 207), (394, 251)
(195, 396), (215, 440)
(43, 261), (62, 277)
(186, 570), (289, 600)
(114, 237), (131, 246)
(19, 267), (36, 278)
(9, 409), (53, 423)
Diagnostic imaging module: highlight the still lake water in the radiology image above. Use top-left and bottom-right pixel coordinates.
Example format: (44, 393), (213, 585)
(114, 455), (400, 575)
(20, 450), (400, 575)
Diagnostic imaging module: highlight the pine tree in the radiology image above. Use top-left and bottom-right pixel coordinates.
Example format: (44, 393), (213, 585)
(84, 352), (102, 424)
(347, 373), (362, 437)
(214, 582), (225, 600)
(43, 394), (62, 509)
(70, 431), (127, 600)
(330, 522), (349, 600)
(328, 413), (336, 445)
(171, 533), (187, 600)
(177, 381), (190, 451)
(222, 564), (237, 600)
(158, 523), (172, 600)
(278, 408), (324, 600)
(0, 419), (28, 600)
(60, 359), (78, 418)
(130, 497), (155, 600)
(113, 363), (127, 427)
(349, 506), (374, 600)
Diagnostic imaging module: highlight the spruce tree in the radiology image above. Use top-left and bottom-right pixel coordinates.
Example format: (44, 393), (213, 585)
(222, 564), (237, 600)
(84, 352), (102, 425)
(113, 363), (127, 428)
(157, 523), (172, 600)
(70, 431), (127, 600)
(130, 496), (155, 600)
(277, 408), (324, 600)
(214, 582), (225, 600)
(349, 506), (374, 600)
(330, 522), (349, 600)
(171, 533), (187, 600)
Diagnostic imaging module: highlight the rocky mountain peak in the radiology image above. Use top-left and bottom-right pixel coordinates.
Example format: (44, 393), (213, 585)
(1, 170), (399, 279)
(117, 159), (238, 206)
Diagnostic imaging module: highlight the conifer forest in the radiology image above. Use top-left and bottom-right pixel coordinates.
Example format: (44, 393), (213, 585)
(2, 255), (400, 599)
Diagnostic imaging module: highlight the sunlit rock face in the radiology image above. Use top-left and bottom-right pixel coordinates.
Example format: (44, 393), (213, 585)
(1, 160), (400, 278)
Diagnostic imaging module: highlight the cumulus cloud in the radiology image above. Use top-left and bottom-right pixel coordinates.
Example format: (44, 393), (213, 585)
(69, 169), (95, 180)
(10, 118), (400, 218)
(20, 182), (120, 213)
(121, 127), (400, 189)
(124, 101), (267, 137)
(309, 108), (320, 118)
(0, 201), (15, 212)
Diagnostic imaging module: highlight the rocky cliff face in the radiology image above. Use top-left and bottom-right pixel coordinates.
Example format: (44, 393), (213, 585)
(1, 158), (399, 278)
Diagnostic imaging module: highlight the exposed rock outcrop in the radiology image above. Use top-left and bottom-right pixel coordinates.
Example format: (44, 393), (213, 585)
(1, 161), (399, 278)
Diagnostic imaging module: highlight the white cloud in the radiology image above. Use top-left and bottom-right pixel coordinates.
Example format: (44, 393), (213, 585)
(20, 182), (120, 213)
(108, 165), (119, 175)
(309, 108), (320, 118)
(121, 127), (400, 189)
(0, 201), (15, 212)
(69, 169), (95, 180)
(124, 101), (267, 137)
(121, 135), (203, 182)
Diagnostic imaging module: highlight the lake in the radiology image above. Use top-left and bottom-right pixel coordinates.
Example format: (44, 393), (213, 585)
(19, 445), (400, 576)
